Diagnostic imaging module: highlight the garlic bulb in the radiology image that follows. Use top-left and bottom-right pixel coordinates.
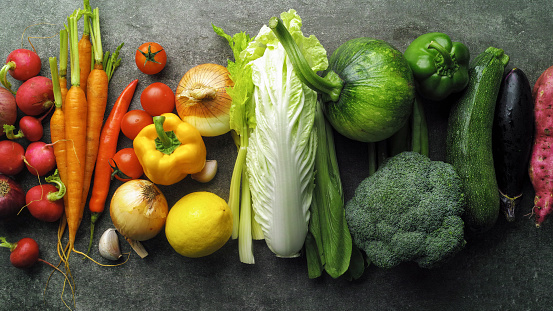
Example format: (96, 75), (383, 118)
(175, 63), (233, 137)
(98, 228), (122, 261)
(191, 160), (218, 183)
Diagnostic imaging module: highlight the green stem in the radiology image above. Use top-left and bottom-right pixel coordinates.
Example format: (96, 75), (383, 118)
(86, 212), (101, 255)
(0, 62), (16, 94)
(229, 146), (246, 239)
(368, 142), (377, 176)
(411, 100), (422, 154)
(104, 43), (123, 82)
(45, 169), (66, 201)
(0, 237), (16, 252)
(89, 7), (104, 66)
(427, 41), (455, 72)
(238, 169), (254, 264)
(67, 10), (82, 87)
(153, 116), (181, 155)
(49, 57), (62, 109)
(376, 139), (388, 167)
(109, 159), (132, 180)
(59, 29), (68, 79)
(153, 116), (170, 147)
(268, 17), (342, 102)
(418, 100), (429, 157)
(3, 124), (24, 140)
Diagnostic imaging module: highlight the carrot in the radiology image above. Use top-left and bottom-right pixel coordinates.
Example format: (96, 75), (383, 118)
(78, 0), (92, 96)
(64, 11), (88, 253)
(88, 78), (138, 249)
(80, 7), (111, 253)
(52, 31), (69, 208)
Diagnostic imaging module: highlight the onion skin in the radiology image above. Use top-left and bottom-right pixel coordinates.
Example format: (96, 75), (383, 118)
(110, 179), (168, 241)
(175, 63), (233, 137)
(0, 88), (17, 137)
(0, 175), (25, 219)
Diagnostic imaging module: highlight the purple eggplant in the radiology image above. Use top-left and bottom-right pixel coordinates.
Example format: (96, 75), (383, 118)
(492, 68), (534, 222)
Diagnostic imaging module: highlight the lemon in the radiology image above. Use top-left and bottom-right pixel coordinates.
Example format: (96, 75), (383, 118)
(165, 191), (232, 258)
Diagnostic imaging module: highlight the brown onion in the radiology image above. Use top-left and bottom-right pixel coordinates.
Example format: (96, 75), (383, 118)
(0, 175), (25, 219)
(110, 179), (168, 241)
(175, 63), (233, 137)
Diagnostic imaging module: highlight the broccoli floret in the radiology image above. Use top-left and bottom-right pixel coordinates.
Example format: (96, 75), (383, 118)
(345, 151), (466, 269)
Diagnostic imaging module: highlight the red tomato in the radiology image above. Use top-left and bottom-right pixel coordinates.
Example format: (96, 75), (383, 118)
(121, 109), (153, 140)
(110, 148), (144, 182)
(135, 42), (167, 75)
(140, 82), (175, 116)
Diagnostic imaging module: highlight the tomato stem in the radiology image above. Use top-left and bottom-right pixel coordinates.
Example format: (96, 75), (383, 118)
(139, 44), (164, 65)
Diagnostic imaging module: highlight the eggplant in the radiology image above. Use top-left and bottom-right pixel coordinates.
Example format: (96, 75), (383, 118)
(492, 68), (534, 222)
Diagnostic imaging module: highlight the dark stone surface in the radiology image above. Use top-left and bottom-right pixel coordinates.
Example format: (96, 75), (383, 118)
(1, 1), (552, 310)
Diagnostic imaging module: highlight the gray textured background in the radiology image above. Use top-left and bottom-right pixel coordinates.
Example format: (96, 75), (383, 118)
(1, 0), (552, 310)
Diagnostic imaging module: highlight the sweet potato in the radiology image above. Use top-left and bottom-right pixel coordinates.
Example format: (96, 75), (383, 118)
(529, 65), (553, 227)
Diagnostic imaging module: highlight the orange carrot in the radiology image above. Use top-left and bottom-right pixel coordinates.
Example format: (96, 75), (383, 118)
(78, 0), (92, 96)
(81, 7), (108, 207)
(64, 12), (88, 252)
(53, 30), (69, 206)
(82, 7), (126, 254)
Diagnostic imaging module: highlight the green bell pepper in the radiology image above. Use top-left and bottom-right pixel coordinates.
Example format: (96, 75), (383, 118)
(404, 32), (470, 101)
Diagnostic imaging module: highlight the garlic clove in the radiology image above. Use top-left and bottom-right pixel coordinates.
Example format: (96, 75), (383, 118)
(99, 228), (122, 261)
(191, 160), (217, 183)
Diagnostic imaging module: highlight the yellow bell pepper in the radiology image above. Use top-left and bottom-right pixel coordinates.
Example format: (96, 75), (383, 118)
(133, 113), (206, 186)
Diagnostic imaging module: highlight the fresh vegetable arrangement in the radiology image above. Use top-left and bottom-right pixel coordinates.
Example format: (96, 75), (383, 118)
(1, 2), (552, 307)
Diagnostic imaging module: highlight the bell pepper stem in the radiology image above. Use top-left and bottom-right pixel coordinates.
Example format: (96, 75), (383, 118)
(427, 41), (456, 74)
(153, 116), (171, 148)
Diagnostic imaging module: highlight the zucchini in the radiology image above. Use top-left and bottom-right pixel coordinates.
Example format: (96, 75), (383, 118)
(446, 47), (509, 233)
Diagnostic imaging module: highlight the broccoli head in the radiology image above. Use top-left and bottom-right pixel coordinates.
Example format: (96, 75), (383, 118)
(345, 151), (466, 269)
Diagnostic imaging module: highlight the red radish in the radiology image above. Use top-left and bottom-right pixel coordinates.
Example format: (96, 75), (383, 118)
(0, 237), (39, 268)
(529, 65), (553, 227)
(24, 141), (56, 176)
(4, 107), (52, 142)
(0, 175), (25, 219)
(26, 170), (65, 222)
(3, 49), (41, 81)
(15, 76), (54, 116)
(17, 116), (44, 141)
(0, 140), (25, 176)
(0, 49), (41, 94)
(0, 87), (17, 136)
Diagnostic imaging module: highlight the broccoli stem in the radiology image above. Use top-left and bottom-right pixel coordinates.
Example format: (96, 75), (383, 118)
(389, 119), (411, 156)
(411, 98), (429, 156)
(376, 140), (388, 168)
(368, 142), (377, 176)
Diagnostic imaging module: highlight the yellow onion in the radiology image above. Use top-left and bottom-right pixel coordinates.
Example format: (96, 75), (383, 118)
(175, 63), (233, 137)
(110, 179), (168, 243)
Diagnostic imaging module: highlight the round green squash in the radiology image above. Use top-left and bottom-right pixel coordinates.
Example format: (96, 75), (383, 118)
(269, 18), (415, 142)
(321, 38), (416, 142)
